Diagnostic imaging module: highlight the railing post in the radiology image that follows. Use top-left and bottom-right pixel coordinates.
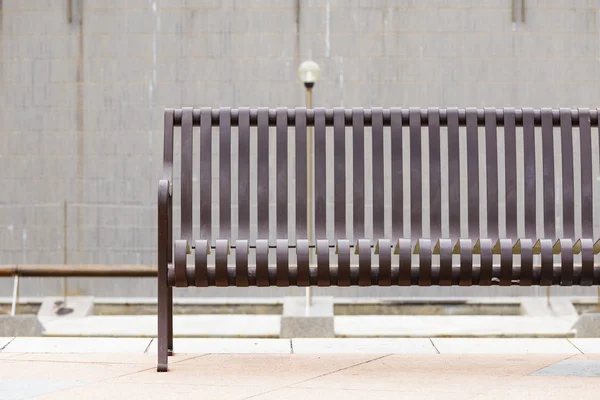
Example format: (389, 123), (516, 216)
(10, 275), (20, 316)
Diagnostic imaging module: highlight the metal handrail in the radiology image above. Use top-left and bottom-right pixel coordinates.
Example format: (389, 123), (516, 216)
(1, 264), (156, 316)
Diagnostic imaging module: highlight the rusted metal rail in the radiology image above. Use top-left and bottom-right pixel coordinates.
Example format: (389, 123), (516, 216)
(1, 264), (156, 316)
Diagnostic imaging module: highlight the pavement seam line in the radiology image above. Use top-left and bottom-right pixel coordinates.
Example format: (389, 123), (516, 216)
(567, 338), (584, 354)
(238, 354), (392, 400)
(429, 338), (440, 354)
(0, 337), (15, 352)
(143, 338), (153, 354)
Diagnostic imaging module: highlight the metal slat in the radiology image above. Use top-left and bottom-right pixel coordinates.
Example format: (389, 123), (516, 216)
(317, 240), (330, 286)
(336, 240), (351, 286)
(276, 239), (289, 287)
(390, 108), (403, 239)
(522, 108), (536, 238)
(333, 108), (346, 238)
(465, 108), (479, 238)
(409, 108), (422, 238)
(276, 108), (288, 239)
(314, 108), (327, 240)
(503, 108), (517, 239)
(395, 239), (412, 286)
(518, 239), (533, 286)
(194, 240), (209, 287)
(541, 109), (555, 239)
(295, 108), (308, 240)
(238, 108), (251, 239)
(447, 108), (461, 240)
(163, 109), (174, 181)
(215, 240), (229, 287)
(257, 108), (270, 240)
(219, 108), (232, 238)
(437, 239), (453, 286)
(199, 108), (212, 242)
(484, 108), (499, 238)
(352, 108), (365, 240)
(235, 240), (249, 287)
(372, 108), (385, 239)
(376, 239), (391, 286)
(428, 108), (441, 239)
(180, 107), (193, 243)
(578, 109), (593, 238)
(560, 109), (575, 239)
(296, 239), (310, 286)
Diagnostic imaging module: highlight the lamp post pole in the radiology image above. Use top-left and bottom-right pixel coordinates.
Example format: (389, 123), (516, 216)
(305, 83), (313, 311)
(297, 61), (320, 315)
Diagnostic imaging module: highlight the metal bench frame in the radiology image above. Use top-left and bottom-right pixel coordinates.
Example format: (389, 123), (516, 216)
(157, 107), (600, 371)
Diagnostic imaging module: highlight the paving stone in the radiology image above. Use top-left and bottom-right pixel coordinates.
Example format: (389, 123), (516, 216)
(0, 379), (88, 400)
(147, 338), (291, 354)
(531, 359), (600, 377)
(2, 337), (152, 354)
(431, 338), (580, 354)
(292, 338), (437, 354)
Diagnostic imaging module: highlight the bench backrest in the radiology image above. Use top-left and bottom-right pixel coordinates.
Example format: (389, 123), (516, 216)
(163, 108), (599, 246)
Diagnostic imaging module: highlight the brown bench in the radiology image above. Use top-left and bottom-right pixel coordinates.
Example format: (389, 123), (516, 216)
(157, 107), (600, 371)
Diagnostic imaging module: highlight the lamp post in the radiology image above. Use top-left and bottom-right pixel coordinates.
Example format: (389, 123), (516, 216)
(297, 61), (320, 313)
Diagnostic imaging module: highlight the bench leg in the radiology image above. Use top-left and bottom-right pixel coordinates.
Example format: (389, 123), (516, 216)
(157, 273), (171, 372)
(167, 286), (173, 356)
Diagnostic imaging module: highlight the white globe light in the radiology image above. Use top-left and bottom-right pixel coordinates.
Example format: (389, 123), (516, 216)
(297, 60), (321, 84)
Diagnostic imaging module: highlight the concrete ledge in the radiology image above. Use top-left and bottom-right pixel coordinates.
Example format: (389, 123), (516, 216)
(280, 297), (334, 338)
(0, 315), (44, 336)
(573, 313), (600, 338)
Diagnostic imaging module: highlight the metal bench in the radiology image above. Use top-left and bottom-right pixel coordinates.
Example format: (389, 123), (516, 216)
(157, 107), (600, 371)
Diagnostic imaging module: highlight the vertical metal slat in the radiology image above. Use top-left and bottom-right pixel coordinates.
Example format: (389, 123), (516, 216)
(541, 108), (555, 239)
(333, 108), (346, 238)
(503, 108), (517, 239)
(352, 108), (365, 239)
(219, 108), (231, 238)
(447, 108), (461, 240)
(560, 108), (575, 239)
(390, 108), (403, 239)
(276, 108), (288, 239)
(257, 108), (270, 239)
(295, 108), (308, 240)
(199, 108), (212, 242)
(428, 108), (441, 239)
(484, 108), (499, 238)
(465, 108), (479, 238)
(522, 108), (536, 238)
(314, 108), (327, 240)
(180, 107), (193, 243)
(238, 108), (251, 239)
(409, 108), (422, 239)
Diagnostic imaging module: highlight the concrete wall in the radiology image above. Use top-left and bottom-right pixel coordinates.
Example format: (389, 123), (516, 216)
(1, 0), (599, 297)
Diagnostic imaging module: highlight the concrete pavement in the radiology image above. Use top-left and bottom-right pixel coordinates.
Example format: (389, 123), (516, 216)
(1, 339), (600, 399)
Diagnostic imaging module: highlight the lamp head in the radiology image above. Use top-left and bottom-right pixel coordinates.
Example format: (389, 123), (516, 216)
(297, 60), (321, 87)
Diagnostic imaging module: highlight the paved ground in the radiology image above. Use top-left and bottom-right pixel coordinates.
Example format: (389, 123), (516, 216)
(1, 338), (600, 399)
